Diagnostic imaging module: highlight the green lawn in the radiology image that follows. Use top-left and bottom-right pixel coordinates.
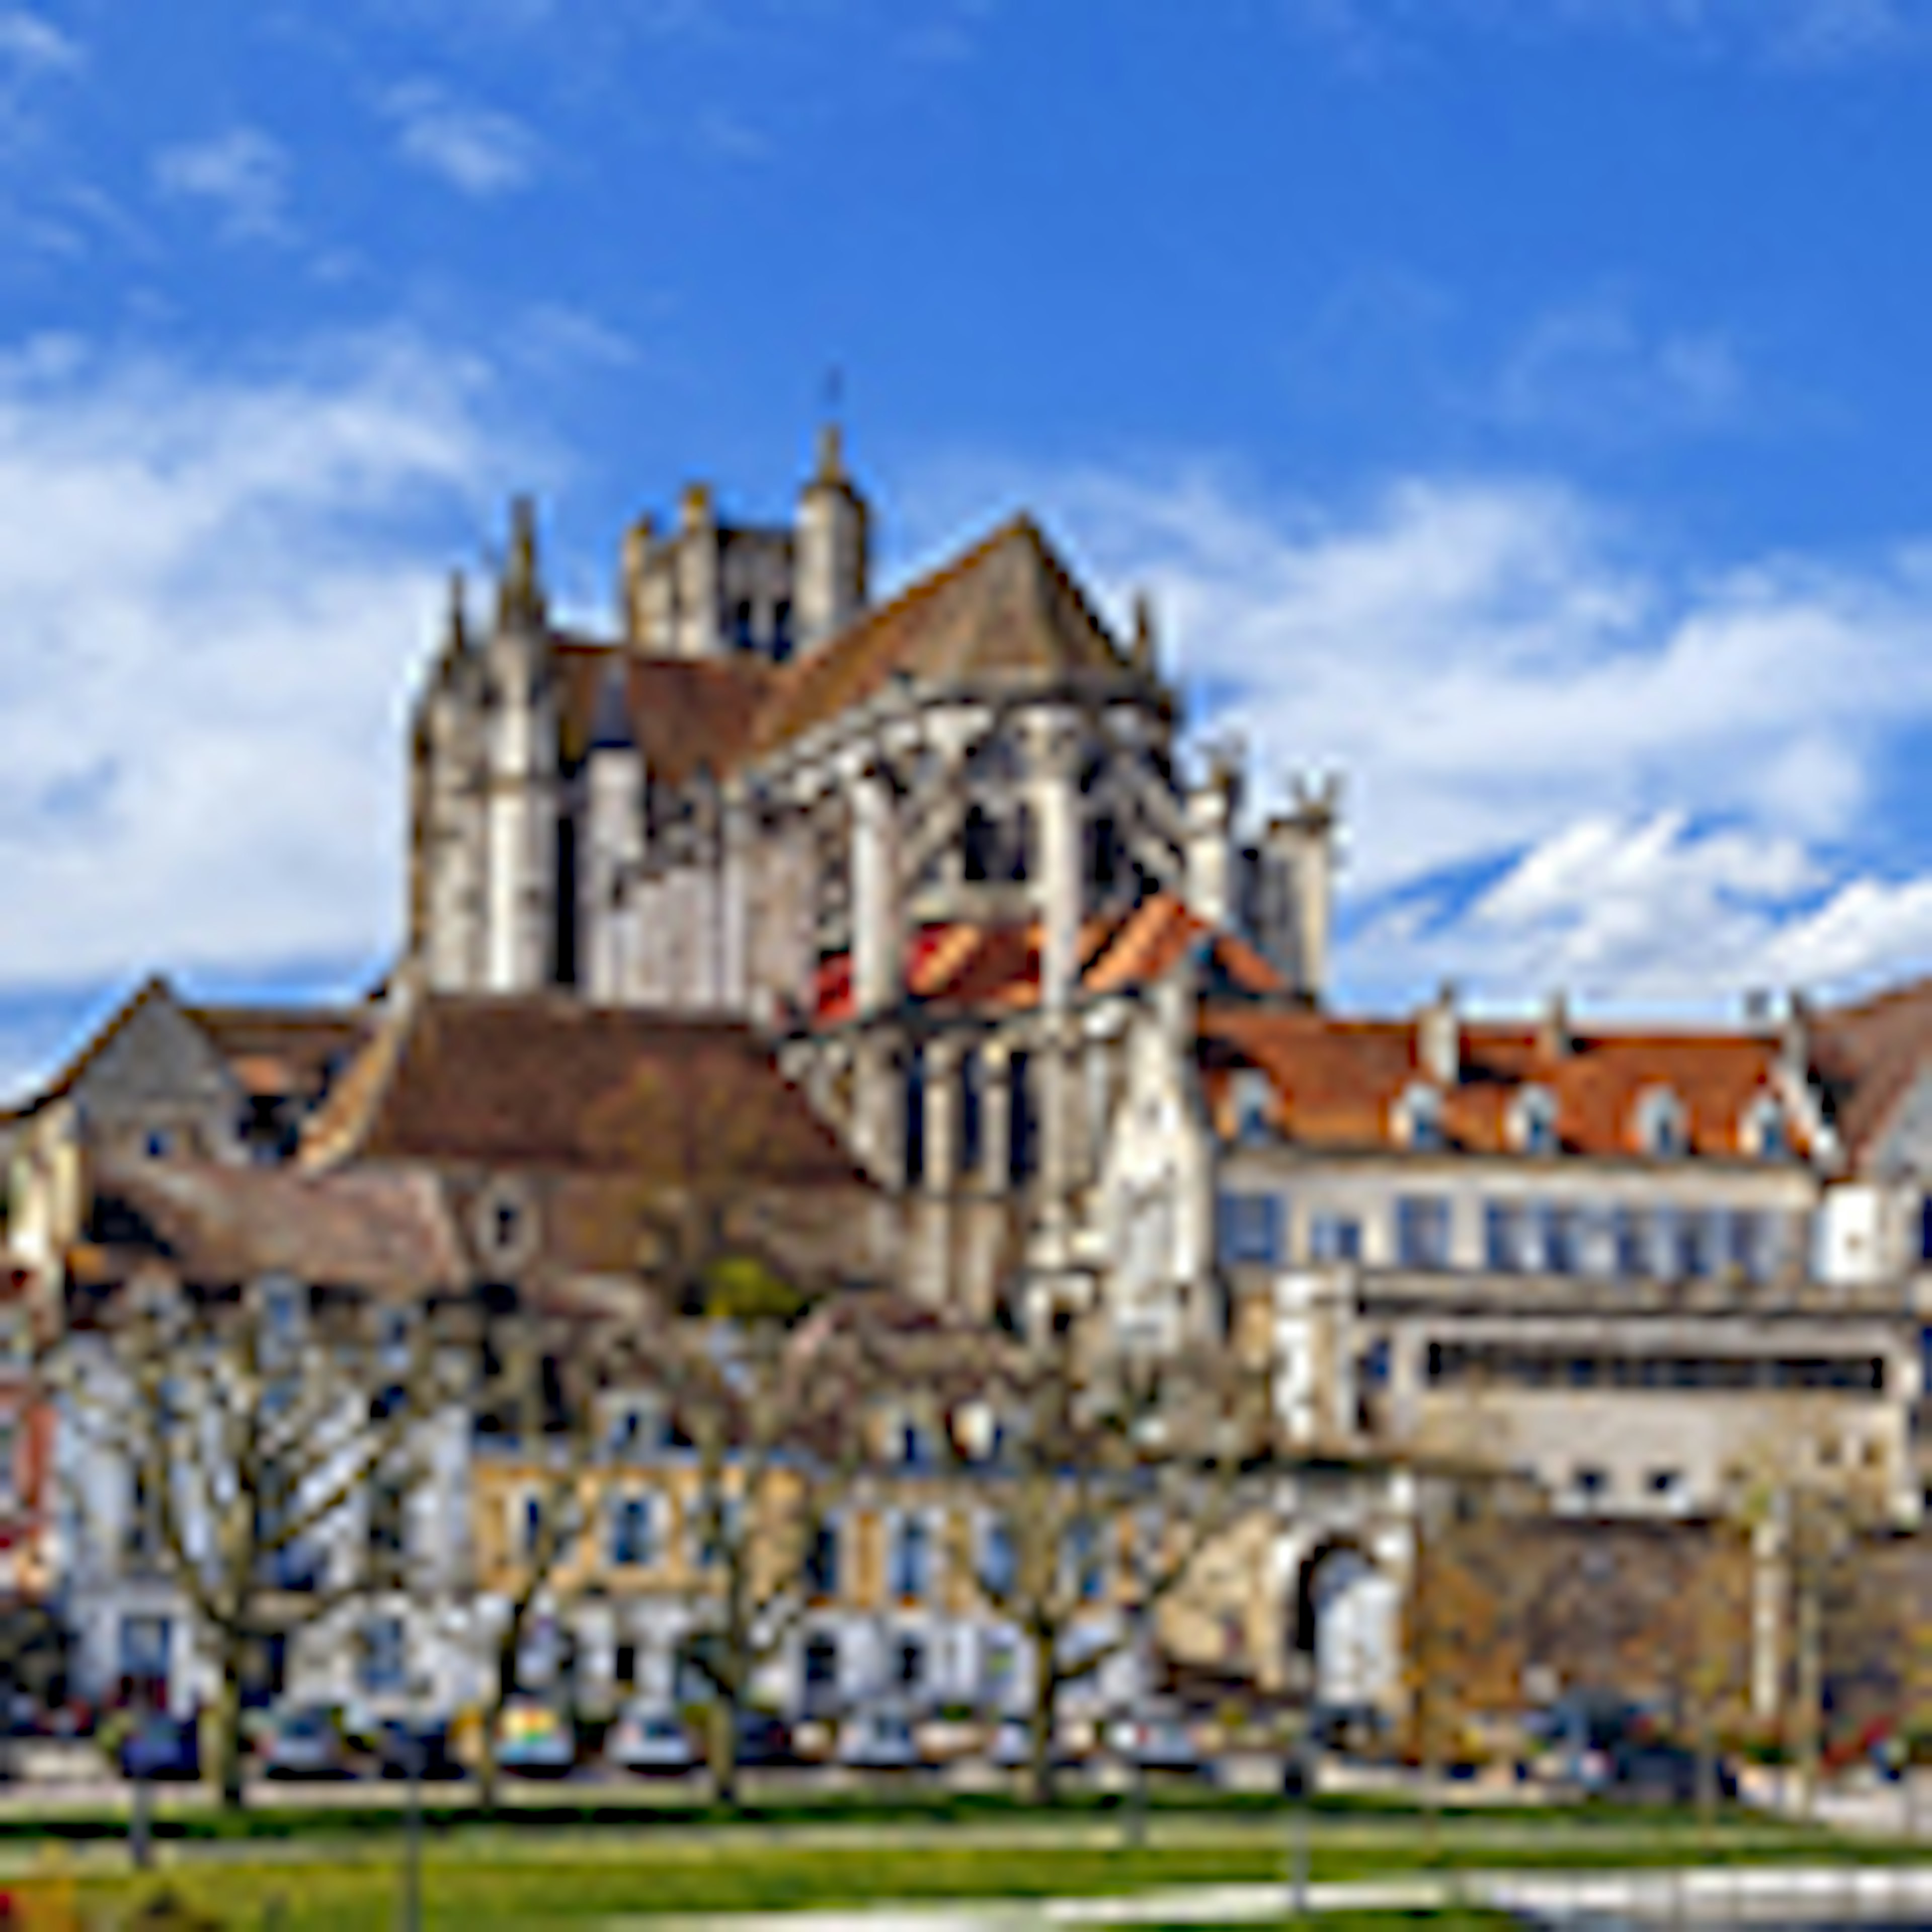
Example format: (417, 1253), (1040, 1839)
(7, 1826), (1924, 1930)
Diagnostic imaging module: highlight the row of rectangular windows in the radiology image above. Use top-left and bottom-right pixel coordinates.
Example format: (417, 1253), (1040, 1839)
(510, 1500), (1103, 1605)
(1218, 1191), (1805, 1281)
(1425, 1342), (1887, 1393)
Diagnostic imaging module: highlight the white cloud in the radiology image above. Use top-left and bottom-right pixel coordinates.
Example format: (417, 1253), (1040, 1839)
(152, 127), (291, 242)
(1493, 296), (1748, 440)
(0, 9), (80, 75)
(382, 81), (539, 197)
(1281, 0), (1924, 64)
(909, 455), (1932, 1007)
(0, 330), (519, 1043)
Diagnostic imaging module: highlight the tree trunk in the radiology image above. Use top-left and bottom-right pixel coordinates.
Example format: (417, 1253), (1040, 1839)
(709, 1696), (739, 1811)
(213, 1626), (247, 1811)
(1028, 1660), (1059, 1807)
(479, 1625), (520, 1819)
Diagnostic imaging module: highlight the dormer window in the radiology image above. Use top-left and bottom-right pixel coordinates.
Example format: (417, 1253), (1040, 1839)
(1393, 1082), (1445, 1153)
(1741, 1092), (1789, 1161)
(1230, 1071), (1272, 1145)
(1509, 1086), (1559, 1157)
(1633, 1086), (1687, 1159)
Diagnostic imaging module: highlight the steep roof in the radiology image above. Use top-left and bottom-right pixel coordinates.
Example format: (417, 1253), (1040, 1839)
(1202, 1007), (1806, 1162)
(88, 1156), (463, 1296)
(810, 894), (1283, 1026)
(553, 642), (772, 785)
(307, 994), (869, 1189)
(1811, 978), (1932, 1165)
(752, 517), (1136, 754)
(180, 1006), (371, 1102)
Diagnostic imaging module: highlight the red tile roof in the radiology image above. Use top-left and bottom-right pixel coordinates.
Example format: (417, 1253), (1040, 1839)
(1202, 1007), (1806, 1161)
(809, 894), (1283, 1025)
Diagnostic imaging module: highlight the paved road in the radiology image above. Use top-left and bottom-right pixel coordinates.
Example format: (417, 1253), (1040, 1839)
(611, 1866), (1932, 1927)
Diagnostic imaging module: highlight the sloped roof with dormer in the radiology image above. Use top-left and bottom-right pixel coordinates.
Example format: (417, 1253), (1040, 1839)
(1200, 1006), (1812, 1163)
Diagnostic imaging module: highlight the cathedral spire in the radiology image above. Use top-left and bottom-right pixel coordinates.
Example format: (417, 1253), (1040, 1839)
(1132, 589), (1157, 673)
(497, 495), (547, 631)
(443, 570), (469, 661)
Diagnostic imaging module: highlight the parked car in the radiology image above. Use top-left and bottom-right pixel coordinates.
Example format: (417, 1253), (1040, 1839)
(1105, 1713), (1211, 1776)
(733, 1710), (798, 1767)
(1602, 1740), (1739, 1806)
(364, 1717), (466, 1782)
(607, 1706), (699, 1776)
(261, 1705), (355, 1781)
(836, 1709), (920, 1769)
(496, 1698), (575, 1778)
(987, 1718), (1083, 1772)
(118, 1713), (200, 1783)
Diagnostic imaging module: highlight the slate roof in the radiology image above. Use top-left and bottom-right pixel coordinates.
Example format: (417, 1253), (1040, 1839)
(1811, 978), (1932, 1165)
(808, 893), (1283, 1025)
(88, 1156), (463, 1296)
(1201, 1007), (1807, 1162)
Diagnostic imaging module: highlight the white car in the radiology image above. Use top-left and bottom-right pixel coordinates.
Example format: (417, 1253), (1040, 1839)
(1105, 1713), (1209, 1774)
(836, 1710), (920, 1769)
(607, 1705), (698, 1776)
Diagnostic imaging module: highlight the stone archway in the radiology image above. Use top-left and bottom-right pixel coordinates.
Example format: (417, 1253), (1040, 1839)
(1293, 1538), (1399, 1714)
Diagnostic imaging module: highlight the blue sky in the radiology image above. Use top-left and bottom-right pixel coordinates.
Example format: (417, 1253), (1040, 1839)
(7, 0), (1932, 1096)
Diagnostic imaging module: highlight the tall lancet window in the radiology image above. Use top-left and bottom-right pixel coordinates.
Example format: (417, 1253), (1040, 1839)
(1008, 1050), (1037, 1185)
(957, 1047), (984, 1183)
(903, 1046), (927, 1189)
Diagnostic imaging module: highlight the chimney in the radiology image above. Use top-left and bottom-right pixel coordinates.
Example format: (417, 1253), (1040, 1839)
(620, 513), (656, 647)
(1249, 773), (1339, 1004)
(1539, 990), (1572, 1063)
(1418, 982), (1460, 1087)
(1184, 740), (1244, 928)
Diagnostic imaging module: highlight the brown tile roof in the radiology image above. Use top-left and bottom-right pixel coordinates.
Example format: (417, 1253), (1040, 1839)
(89, 1156), (464, 1296)
(181, 1007), (371, 1102)
(310, 994), (870, 1190)
(752, 517), (1137, 754)
(811, 894), (1283, 1025)
(1812, 977), (1932, 1164)
(1202, 1007), (1805, 1161)
(553, 641), (773, 785)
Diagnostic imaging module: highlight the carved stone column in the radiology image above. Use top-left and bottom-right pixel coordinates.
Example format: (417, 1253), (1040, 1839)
(850, 761), (902, 1020)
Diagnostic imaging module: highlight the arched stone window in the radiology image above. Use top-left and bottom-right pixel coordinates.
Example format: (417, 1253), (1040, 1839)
(1632, 1086), (1687, 1158)
(1391, 1081), (1444, 1152)
(1509, 1085), (1560, 1156)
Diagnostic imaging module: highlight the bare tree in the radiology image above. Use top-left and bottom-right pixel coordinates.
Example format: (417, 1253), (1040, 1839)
(658, 1301), (879, 1809)
(925, 1314), (1267, 1805)
(47, 1275), (441, 1809)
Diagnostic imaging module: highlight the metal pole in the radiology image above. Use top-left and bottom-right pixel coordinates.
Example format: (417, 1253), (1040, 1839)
(402, 1674), (424, 1932)
(130, 1686), (152, 1873)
